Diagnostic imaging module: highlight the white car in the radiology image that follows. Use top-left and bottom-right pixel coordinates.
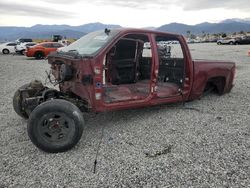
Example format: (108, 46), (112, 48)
(15, 42), (37, 55)
(217, 38), (236, 45)
(0, 42), (17, 54)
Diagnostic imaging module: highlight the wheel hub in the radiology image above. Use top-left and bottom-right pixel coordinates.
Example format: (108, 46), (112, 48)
(39, 113), (72, 142)
(48, 119), (61, 132)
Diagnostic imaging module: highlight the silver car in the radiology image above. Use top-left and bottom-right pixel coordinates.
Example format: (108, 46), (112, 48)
(217, 38), (236, 45)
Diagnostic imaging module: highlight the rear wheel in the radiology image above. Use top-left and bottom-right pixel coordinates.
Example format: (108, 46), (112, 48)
(21, 50), (25, 55)
(2, 49), (10, 54)
(229, 41), (234, 45)
(34, 51), (45, 59)
(28, 99), (84, 153)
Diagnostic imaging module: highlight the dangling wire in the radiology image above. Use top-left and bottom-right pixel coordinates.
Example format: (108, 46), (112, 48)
(93, 115), (106, 174)
(44, 70), (61, 86)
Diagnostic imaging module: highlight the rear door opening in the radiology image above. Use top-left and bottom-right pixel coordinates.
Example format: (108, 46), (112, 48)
(155, 35), (185, 98)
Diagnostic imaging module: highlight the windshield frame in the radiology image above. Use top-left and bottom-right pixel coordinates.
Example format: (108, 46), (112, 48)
(59, 30), (120, 57)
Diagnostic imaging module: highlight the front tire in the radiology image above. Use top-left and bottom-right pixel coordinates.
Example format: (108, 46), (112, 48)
(28, 99), (84, 153)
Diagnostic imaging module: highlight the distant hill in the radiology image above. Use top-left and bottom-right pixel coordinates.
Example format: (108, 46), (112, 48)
(220, 18), (250, 24)
(1, 19), (250, 41)
(157, 19), (250, 35)
(0, 29), (85, 40)
(0, 22), (121, 41)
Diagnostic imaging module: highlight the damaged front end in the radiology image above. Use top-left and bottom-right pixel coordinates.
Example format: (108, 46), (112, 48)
(13, 80), (58, 117)
(14, 78), (89, 119)
(16, 50), (94, 119)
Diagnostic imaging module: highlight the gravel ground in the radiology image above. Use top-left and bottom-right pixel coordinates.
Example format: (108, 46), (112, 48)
(0, 43), (250, 187)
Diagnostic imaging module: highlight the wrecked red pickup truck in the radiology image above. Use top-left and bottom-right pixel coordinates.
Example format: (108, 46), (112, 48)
(13, 28), (236, 153)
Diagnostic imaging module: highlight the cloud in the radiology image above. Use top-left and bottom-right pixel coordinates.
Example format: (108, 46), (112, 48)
(40, 0), (168, 9)
(42, 0), (81, 3)
(41, 0), (250, 11)
(0, 2), (75, 18)
(176, 0), (250, 11)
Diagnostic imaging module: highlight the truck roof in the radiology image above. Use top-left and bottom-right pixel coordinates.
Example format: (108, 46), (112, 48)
(107, 28), (182, 37)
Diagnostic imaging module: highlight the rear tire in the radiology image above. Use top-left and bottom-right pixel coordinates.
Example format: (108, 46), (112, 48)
(28, 99), (84, 153)
(2, 49), (10, 54)
(34, 51), (45, 59)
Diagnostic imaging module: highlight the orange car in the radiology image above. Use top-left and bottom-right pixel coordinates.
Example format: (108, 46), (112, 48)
(25, 42), (64, 59)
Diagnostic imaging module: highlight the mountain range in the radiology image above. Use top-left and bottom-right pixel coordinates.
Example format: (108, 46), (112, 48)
(1, 18), (250, 41)
(158, 18), (250, 35)
(0, 22), (121, 41)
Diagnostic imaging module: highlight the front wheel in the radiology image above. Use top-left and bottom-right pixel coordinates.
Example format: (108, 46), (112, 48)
(27, 99), (84, 153)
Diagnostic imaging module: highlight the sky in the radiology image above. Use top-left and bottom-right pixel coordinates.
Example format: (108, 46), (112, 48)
(0, 0), (250, 27)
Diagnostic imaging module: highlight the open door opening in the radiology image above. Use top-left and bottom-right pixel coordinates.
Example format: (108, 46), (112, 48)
(155, 35), (185, 98)
(103, 34), (152, 103)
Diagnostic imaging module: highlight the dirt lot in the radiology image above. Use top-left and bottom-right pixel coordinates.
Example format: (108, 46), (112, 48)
(0, 43), (250, 187)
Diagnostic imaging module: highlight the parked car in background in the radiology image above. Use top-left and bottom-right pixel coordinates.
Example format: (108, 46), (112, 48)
(16, 38), (33, 44)
(235, 36), (250, 45)
(217, 38), (236, 45)
(15, 42), (37, 55)
(0, 42), (17, 54)
(25, 42), (64, 59)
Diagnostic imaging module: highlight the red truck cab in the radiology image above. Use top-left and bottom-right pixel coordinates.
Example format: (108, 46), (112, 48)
(13, 28), (235, 153)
